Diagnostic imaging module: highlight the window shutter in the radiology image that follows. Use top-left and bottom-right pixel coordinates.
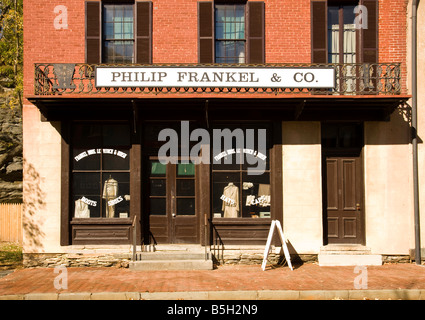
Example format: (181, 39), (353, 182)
(85, 1), (101, 64)
(311, 0), (327, 63)
(361, 0), (378, 63)
(198, 1), (214, 64)
(247, 1), (265, 64)
(136, 1), (152, 64)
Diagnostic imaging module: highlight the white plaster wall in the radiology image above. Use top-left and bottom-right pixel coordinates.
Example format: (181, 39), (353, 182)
(23, 104), (63, 253)
(364, 118), (414, 255)
(282, 122), (323, 254)
(406, 0), (425, 256)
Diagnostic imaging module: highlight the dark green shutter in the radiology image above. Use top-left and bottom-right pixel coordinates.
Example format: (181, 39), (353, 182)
(198, 1), (214, 64)
(311, 0), (327, 63)
(85, 1), (101, 64)
(247, 1), (265, 64)
(136, 1), (152, 64)
(361, 0), (378, 63)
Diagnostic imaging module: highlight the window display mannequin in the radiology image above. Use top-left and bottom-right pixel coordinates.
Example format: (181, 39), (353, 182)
(103, 175), (118, 218)
(74, 198), (90, 218)
(222, 182), (239, 218)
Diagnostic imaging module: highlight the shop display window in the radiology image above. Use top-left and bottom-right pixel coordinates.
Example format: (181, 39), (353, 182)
(71, 123), (131, 219)
(211, 125), (271, 219)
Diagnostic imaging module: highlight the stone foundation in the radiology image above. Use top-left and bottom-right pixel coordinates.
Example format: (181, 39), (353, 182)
(23, 253), (131, 268)
(23, 251), (411, 268)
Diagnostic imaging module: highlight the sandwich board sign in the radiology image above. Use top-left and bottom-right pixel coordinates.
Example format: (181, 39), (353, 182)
(261, 220), (293, 271)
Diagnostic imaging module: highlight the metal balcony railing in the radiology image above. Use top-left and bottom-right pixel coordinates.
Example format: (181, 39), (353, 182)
(34, 63), (402, 96)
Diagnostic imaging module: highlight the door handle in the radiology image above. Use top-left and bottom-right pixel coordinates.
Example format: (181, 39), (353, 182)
(172, 213), (176, 218)
(356, 204), (361, 211)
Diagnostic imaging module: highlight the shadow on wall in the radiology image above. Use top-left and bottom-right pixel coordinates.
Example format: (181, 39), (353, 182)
(366, 102), (420, 145)
(23, 159), (46, 251)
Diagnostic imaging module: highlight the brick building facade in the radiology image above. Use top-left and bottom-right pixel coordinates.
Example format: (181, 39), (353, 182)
(22, 0), (422, 267)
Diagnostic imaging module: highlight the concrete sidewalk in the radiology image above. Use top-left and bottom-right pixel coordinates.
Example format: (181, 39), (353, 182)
(1, 263), (425, 300)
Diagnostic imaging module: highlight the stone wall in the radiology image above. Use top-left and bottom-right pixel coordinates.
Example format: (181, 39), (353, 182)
(0, 93), (22, 203)
(23, 253), (131, 268)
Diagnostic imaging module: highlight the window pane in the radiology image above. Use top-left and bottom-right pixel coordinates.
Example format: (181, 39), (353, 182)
(73, 172), (101, 197)
(150, 161), (166, 176)
(150, 198), (166, 215)
(177, 198), (195, 215)
(215, 5), (226, 22)
(176, 179), (195, 196)
(343, 5), (356, 25)
(215, 41), (245, 64)
(103, 124), (130, 146)
(216, 23), (224, 39)
(103, 4), (134, 63)
(212, 173), (240, 218)
(103, 149), (130, 170)
(242, 173), (270, 218)
(102, 172), (130, 218)
(104, 5), (114, 23)
(73, 196), (101, 218)
(73, 148), (101, 170)
(177, 163), (195, 176)
(104, 23), (114, 39)
(150, 179), (166, 196)
(215, 4), (245, 63)
(73, 124), (102, 148)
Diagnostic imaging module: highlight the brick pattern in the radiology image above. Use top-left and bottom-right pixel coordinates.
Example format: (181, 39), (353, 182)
(379, 0), (409, 93)
(24, 0), (409, 99)
(23, 0), (86, 100)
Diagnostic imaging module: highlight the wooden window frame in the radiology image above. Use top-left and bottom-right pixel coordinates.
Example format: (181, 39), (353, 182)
(102, 3), (136, 64)
(311, 0), (378, 64)
(214, 3), (247, 64)
(198, 1), (265, 64)
(85, 1), (152, 64)
(61, 121), (142, 246)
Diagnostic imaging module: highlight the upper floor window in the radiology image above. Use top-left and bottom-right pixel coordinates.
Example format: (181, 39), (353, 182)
(311, 0), (378, 64)
(215, 4), (246, 63)
(85, 1), (152, 64)
(103, 4), (135, 63)
(198, 1), (264, 64)
(327, 5), (356, 64)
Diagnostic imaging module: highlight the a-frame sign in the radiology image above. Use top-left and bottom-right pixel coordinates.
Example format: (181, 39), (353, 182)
(261, 220), (293, 271)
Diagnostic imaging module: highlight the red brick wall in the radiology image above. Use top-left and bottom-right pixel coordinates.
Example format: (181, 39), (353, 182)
(23, 0), (409, 99)
(23, 0), (85, 99)
(379, 0), (408, 93)
(265, 0), (311, 63)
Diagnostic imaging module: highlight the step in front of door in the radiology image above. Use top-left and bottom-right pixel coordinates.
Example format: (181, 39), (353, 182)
(318, 254), (382, 266)
(129, 259), (213, 271)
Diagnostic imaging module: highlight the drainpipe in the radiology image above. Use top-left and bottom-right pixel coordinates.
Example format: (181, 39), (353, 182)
(412, 0), (421, 265)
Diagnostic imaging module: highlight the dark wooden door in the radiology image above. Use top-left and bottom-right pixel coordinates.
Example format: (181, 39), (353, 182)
(147, 159), (198, 244)
(324, 156), (364, 244)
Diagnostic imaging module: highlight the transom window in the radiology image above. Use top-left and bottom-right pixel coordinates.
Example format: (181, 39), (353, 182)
(103, 4), (134, 63)
(215, 4), (246, 64)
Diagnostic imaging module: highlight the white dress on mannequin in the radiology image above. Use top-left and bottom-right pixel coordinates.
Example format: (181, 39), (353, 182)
(222, 183), (239, 218)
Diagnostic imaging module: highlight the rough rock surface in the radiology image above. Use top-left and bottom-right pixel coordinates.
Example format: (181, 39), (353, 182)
(0, 93), (22, 203)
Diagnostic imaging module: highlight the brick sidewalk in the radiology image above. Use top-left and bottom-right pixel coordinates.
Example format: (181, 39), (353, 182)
(1, 263), (425, 298)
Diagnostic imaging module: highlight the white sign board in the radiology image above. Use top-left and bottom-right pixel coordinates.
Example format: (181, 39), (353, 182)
(95, 66), (335, 89)
(262, 220), (293, 271)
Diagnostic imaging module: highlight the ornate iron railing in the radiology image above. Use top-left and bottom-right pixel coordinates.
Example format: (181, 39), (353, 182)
(34, 63), (402, 96)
